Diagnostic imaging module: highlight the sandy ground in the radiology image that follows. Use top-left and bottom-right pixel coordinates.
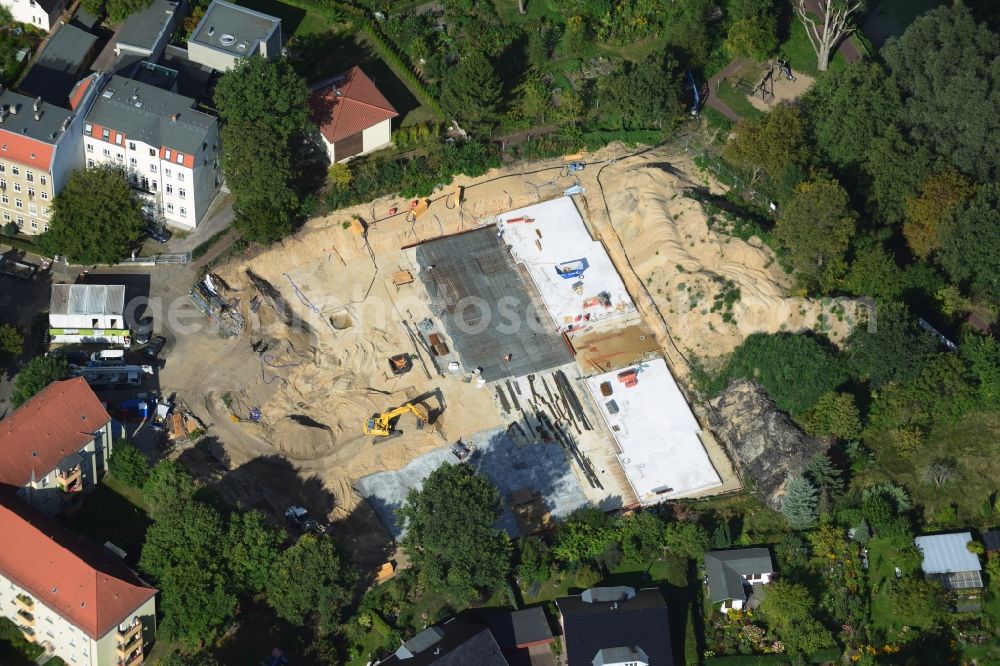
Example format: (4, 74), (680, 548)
(160, 139), (859, 562)
(747, 69), (815, 112)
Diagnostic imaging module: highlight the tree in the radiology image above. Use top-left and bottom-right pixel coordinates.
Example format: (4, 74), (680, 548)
(937, 183), (1000, 305)
(140, 501), (236, 647)
(921, 459), (958, 488)
(847, 301), (937, 388)
(883, 4), (1000, 182)
(553, 507), (616, 564)
(803, 61), (900, 173)
(842, 241), (905, 302)
(160, 652), (220, 666)
(397, 464), (511, 601)
(798, 391), (861, 440)
(775, 176), (857, 292)
(661, 521), (710, 560)
(726, 15), (778, 60)
(861, 125), (932, 227)
(38, 166), (145, 264)
(215, 56), (311, 243)
(224, 509), (283, 596)
(781, 476), (819, 529)
(804, 452), (843, 514)
(795, 0), (863, 72)
(0, 324), (23, 359)
(143, 460), (196, 517)
(440, 51), (502, 131)
(904, 171), (976, 260)
(516, 536), (552, 584)
(81, 0), (152, 23)
(108, 440), (150, 488)
(595, 54), (682, 130)
(723, 105), (809, 184)
(267, 534), (356, 628)
(616, 512), (666, 563)
(11, 356), (68, 407)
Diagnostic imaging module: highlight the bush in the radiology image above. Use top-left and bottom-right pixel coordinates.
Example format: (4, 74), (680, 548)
(574, 565), (602, 588)
(109, 440), (151, 488)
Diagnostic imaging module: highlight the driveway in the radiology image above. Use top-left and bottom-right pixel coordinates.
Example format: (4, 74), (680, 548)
(163, 192), (235, 254)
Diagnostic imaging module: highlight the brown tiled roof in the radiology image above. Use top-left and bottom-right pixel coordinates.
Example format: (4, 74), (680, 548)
(311, 66), (398, 144)
(0, 377), (111, 486)
(0, 492), (156, 639)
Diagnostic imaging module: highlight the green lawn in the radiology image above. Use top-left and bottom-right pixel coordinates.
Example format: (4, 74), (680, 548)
(713, 79), (765, 121)
(234, 0), (330, 38)
(63, 477), (151, 566)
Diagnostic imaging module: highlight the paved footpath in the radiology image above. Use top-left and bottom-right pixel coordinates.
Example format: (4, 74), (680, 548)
(704, 58), (748, 123)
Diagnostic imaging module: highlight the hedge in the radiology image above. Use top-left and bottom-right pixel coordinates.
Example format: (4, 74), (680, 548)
(706, 647), (841, 665)
(356, 18), (444, 119)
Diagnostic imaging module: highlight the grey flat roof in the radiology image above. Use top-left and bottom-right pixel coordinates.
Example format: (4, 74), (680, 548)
(705, 548), (775, 604)
(86, 75), (216, 154)
(0, 90), (73, 147)
(50, 284), (125, 316)
(916, 533), (982, 575)
(19, 24), (98, 106)
(190, 0), (280, 55)
(117, 0), (179, 51)
(414, 227), (574, 382)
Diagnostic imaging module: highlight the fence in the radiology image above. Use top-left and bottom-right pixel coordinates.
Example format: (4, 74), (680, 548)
(117, 253), (191, 266)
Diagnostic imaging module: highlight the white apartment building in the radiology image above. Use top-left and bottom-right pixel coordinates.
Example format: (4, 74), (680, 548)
(0, 494), (156, 665)
(0, 83), (100, 235)
(0, 377), (114, 517)
(2, 0), (66, 31)
(83, 75), (220, 229)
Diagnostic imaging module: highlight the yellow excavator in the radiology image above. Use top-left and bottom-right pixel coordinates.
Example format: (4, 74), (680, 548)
(364, 402), (428, 444)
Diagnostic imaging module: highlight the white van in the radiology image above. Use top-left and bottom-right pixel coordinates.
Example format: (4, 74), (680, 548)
(90, 349), (126, 366)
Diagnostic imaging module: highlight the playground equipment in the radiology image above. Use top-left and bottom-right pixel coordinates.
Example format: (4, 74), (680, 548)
(687, 69), (702, 116)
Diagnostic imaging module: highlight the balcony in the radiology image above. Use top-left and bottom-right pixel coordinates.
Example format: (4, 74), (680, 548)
(20, 626), (36, 643)
(14, 594), (33, 612)
(56, 465), (82, 493)
(16, 609), (34, 626)
(117, 619), (141, 646)
(118, 646), (143, 666)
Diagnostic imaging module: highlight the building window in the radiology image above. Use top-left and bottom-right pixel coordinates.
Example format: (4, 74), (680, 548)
(129, 157), (137, 166)
(86, 143), (93, 153)
(151, 181), (157, 191)
(2, 212), (8, 221)
(176, 153), (183, 164)
(15, 199), (22, 209)
(11, 166), (18, 176)
(165, 168), (171, 177)
(41, 192), (48, 200)
(13, 183), (20, 193)
(178, 188), (186, 198)
(177, 173), (184, 182)
(41, 207), (49, 216)
(39, 175), (45, 186)
(115, 134), (123, 145)
(84, 123), (93, 135)
(25, 172), (32, 182)
(128, 142), (135, 151)
(149, 164), (157, 173)
(149, 148), (155, 157)
(103, 148), (110, 157)
(166, 203), (174, 212)
(29, 221), (35, 230)
(27, 188), (34, 198)
(1, 195), (7, 205)
(0, 164), (4, 172)
(180, 207), (187, 217)
(102, 129), (110, 141)
(87, 159), (94, 168)
(16, 215), (23, 226)
(0, 179), (5, 189)
(116, 153), (124, 161)
(164, 149), (172, 160)
(165, 184), (173, 195)
(28, 204), (36, 215)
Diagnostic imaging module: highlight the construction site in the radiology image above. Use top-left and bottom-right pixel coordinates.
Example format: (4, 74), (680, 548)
(159, 142), (857, 563)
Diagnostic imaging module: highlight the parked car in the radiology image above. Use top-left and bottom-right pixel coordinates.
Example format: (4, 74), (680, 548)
(284, 506), (326, 534)
(143, 336), (166, 359)
(147, 226), (172, 244)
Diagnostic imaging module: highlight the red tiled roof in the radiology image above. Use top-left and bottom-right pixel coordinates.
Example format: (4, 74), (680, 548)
(0, 493), (156, 639)
(0, 132), (55, 171)
(69, 76), (93, 111)
(0, 378), (111, 487)
(311, 67), (398, 144)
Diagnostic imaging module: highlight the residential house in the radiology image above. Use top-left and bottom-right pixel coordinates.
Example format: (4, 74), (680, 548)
(114, 0), (183, 64)
(374, 617), (509, 665)
(0, 377), (113, 516)
(2, 0), (66, 31)
(488, 606), (554, 666)
(49, 283), (129, 345)
(311, 67), (398, 163)
(704, 548), (776, 614)
(0, 492), (156, 665)
(556, 586), (674, 666)
(19, 24), (99, 107)
(0, 84), (99, 235)
(83, 74), (220, 228)
(186, 0), (280, 71)
(915, 532), (984, 591)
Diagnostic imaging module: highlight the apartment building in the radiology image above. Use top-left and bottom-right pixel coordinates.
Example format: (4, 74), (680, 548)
(0, 493), (156, 666)
(83, 75), (220, 228)
(0, 83), (100, 235)
(0, 377), (114, 517)
(186, 0), (281, 71)
(2, 0), (66, 31)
